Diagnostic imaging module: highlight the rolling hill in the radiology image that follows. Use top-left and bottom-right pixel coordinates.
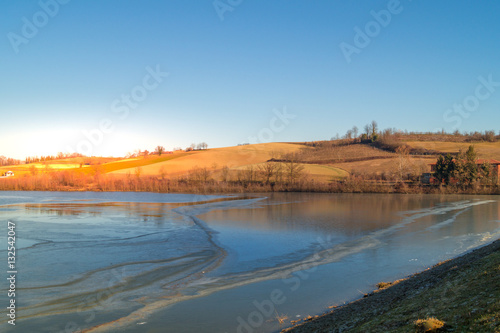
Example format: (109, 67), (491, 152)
(2, 140), (500, 183)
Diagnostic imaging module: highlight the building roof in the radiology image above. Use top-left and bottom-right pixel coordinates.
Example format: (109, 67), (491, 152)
(476, 159), (500, 164)
(430, 159), (500, 166)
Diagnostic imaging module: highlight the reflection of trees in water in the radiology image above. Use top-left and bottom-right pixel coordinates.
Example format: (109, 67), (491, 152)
(20, 195), (499, 236)
(24, 203), (102, 217)
(21, 197), (245, 227)
(23, 202), (184, 227)
(200, 193), (500, 236)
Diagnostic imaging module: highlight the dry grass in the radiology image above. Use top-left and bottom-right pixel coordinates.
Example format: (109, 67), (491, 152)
(110, 143), (304, 176)
(376, 279), (406, 291)
(301, 164), (349, 180)
(87, 153), (188, 174)
(414, 317), (445, 332)
(405, 141), (500, 160)
(274, 311), (289, 326)
(288, 143), (395, 163)
(333, 157), (434, 175)
(231, 162), (348, 182)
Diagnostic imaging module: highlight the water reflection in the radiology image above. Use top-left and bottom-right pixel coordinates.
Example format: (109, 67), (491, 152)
(21, 202), (186, 226)
(0, 193), (499, 333)
(200, 193), (500, 236)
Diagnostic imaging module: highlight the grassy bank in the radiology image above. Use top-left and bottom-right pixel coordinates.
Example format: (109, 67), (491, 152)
(1, 171), (500, 195)
(285, 239), (500, 333)
(0, 170), (500, 195)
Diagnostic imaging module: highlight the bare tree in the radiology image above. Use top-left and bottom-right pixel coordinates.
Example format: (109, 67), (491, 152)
(155, 145), (165, 156)
(134, 167), (142, 178)
(189, 166), (211, 182)
(364, 124), (371, 137)
(395, 145), (410, 182)
(258, 162), (277, 184)
(352, 126), (359, 138)
(284, 154), (305, 183)
(159, 166), (167, 180)
(243, 165), (256, 183)
(371, 120), (378, 137)
(29, 165), (38, 176)
(274, 162), (284, 183)
(221, 165), (230, 182)
(200, 167), (211, 182)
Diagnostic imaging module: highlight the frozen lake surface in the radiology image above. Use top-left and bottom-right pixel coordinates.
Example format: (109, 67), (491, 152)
(1, 191), (499, 332)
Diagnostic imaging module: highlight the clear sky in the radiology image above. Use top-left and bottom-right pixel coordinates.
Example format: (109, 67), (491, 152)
(1, 0), (499, 159)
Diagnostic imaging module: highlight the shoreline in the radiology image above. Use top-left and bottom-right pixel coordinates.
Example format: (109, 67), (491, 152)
(283, 238), (500, 332)
(0, 184), (499, 195)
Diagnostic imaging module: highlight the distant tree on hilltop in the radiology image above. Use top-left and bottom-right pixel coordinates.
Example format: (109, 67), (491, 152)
(155, 145), (165, 156)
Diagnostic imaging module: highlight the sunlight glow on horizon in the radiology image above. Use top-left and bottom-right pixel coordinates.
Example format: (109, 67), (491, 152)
(2, 129), (163, 160)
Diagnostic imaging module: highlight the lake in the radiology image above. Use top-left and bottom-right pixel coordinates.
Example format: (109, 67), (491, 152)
(1, 191), (499, 332)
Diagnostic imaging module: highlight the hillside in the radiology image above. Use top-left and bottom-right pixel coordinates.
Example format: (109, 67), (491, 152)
(106, 142), (349, 181)
(2, 138), (500, 186)
(404, 141), (500, 160)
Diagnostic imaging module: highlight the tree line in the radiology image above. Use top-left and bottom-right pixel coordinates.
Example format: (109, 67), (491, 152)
(336, 121), (498, 143)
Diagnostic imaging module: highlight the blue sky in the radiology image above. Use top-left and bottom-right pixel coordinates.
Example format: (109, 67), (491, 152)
(1, 0), (499, 159)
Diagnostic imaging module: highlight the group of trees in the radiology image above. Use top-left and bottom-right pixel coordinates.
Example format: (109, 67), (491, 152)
(434, 146), (497, 186)
(135, 142), (209, 156)
(450, 130), (497, 142)
(338, 122), (499, 145)
(0, 156), (21, 166)
(186, 159), (305, 186)
(187, 142), (208, 151)
(25, 152), (83, 164)
(239, 159), (305, 184)
(334, 121), (379, 142)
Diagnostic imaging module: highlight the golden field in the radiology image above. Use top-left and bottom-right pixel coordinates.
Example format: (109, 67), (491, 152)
(405, 141), (500, 160)
(109, 142), (308, 176)
(332, 157), (435, 175)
